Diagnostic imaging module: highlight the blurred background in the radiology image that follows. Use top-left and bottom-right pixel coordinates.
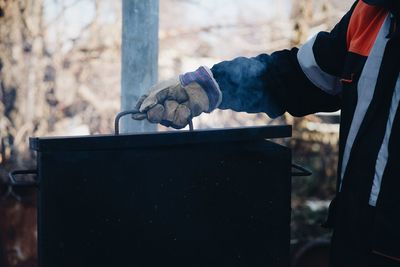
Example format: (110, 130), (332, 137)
(0, 0), (352, 266)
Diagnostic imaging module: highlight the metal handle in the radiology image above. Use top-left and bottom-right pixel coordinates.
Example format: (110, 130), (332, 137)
(291, 163), (312, 177)
(114, 109), (140, 135)
(8, 169), (38, 187)
(115, 109), (194, 135)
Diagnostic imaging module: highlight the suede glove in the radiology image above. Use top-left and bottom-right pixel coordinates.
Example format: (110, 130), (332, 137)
(133, 66), (222, 129)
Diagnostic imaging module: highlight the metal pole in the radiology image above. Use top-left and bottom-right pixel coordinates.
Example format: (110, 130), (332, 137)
(121, 0), (159, 133)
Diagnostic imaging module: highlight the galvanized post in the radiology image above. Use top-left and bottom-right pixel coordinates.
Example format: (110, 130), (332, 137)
(121, 0), (159, 133)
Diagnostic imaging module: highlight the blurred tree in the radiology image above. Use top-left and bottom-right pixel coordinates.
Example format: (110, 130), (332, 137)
(0, 1), (46, 266)
(0, 0), (50, 174)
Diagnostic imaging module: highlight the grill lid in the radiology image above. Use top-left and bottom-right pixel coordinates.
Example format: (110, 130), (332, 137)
(29, 125), (291, 152)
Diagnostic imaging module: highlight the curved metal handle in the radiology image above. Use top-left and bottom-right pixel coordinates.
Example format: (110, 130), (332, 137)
(291, 163), (312, 177)
(115, 109), (194, 135)
(114, 109), (141, 135)
(8, 169), (38, 187)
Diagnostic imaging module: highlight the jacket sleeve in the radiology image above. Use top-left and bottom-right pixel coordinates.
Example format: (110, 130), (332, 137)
(210, 1), (357, 118)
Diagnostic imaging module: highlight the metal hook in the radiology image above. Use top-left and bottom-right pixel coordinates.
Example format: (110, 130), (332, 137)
(2, 185), (22, 202)
(115, 109), (194, 135)
(8, 169), (38, 186)
(114, 109), (139, 135)
(4, 169), (38, 202)
(291, 164), (312, 177)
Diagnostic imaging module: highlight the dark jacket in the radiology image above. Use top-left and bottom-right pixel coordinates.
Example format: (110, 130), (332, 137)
(211, 0), (400, 265)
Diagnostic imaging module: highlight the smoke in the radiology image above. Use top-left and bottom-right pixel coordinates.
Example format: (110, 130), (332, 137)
(211, 54), (285, 118)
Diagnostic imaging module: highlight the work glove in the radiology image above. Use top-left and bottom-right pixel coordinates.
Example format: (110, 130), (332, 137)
(133, 66), (222, 129)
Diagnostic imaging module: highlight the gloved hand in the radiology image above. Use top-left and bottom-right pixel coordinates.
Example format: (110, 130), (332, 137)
(133, 66), (222, 129)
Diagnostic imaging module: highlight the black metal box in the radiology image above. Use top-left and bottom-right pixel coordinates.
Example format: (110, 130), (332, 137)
(30, 126), (292, 267)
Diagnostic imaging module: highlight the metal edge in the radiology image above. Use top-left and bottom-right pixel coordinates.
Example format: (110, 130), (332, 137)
(29, 137), (40, 151)
(29, 125), (292, 152)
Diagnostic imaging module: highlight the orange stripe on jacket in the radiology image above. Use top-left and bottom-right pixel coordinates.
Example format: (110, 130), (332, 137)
(347, 1), (388, 56)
